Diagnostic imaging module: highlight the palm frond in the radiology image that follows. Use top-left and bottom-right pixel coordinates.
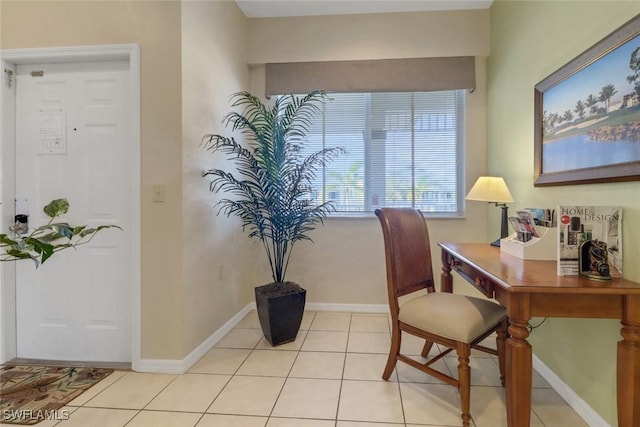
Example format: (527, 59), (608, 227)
(202, 91), (344, 283)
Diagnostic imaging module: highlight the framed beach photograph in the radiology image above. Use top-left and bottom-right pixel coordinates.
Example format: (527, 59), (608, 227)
(534, 14), (640, 186)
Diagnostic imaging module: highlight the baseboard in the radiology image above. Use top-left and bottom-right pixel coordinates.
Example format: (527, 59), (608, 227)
(533, 354), (611, 427)
(134, 358), (189, 375)
(305, 302), (389, 313)
(135, 303), (255, 374)
(134, 302), (388, 373)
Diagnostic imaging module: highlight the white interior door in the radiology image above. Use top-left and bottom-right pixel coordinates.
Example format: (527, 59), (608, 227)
(15, 61), (132, 362)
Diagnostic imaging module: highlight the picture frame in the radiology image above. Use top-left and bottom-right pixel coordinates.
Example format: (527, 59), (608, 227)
(534, 14), (640, 186)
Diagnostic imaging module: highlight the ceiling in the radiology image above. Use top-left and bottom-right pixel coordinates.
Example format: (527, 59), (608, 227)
(235, 0), (493, 18)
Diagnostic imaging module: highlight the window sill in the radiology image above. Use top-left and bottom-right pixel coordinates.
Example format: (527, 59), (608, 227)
(327, 211), (466, 220)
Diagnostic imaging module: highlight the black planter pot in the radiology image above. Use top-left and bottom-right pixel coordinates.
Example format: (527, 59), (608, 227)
(255, 281), (306, 346)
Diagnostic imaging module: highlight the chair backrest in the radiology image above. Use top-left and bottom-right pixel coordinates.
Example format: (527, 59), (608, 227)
(375, 208), (436, 306)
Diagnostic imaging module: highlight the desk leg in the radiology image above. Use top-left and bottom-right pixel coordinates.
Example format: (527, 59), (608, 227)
(618, 295), (640, 427)
(506, 316), (532, 427)
(440, 250), (453, 293)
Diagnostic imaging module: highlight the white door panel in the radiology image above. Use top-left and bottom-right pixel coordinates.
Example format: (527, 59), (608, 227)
(15, 61), (131, 362)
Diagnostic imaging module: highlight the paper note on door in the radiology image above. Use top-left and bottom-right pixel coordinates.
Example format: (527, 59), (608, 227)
(38, 109), (66, 154)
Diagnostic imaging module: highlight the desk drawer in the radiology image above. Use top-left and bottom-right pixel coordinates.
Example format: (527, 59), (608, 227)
(452, 261), (495, 298)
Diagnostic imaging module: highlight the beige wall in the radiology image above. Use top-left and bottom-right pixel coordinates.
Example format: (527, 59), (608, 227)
(488, 2), (640, 425)
(181, 0), (250, 356)
(0, 0), (185, 359)
(1, 0), (253, 362)
(248, 10), (490, 64)
(246, 10), (494, 304)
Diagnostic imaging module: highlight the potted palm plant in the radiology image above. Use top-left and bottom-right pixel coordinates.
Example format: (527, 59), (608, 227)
(202, 91), (344, 346)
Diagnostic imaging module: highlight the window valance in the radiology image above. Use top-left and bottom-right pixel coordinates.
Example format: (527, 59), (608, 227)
(265, 56), (475, 96)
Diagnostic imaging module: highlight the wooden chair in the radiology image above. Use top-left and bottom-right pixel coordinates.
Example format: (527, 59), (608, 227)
(375, 207), (508, 427)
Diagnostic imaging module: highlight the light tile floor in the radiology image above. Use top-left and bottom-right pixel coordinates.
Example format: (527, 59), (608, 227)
(4, 311), (589, 427)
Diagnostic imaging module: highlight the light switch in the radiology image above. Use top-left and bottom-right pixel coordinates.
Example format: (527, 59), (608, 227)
(152, 185), (166, 202)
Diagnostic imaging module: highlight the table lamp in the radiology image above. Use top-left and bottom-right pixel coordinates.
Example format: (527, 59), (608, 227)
(466, 176), (514, 247)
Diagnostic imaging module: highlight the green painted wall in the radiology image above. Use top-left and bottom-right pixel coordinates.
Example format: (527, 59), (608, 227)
(487, 2), (640, 425)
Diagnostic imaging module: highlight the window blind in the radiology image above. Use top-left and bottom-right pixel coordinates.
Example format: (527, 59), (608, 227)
(300, 91), (463, 214)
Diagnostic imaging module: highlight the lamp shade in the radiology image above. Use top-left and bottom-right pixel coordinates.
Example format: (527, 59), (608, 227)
(465, 176), (514, 203)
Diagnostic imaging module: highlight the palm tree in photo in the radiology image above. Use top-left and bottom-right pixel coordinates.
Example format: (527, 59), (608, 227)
(626, 46), (640, 98)
(585, 94), (599, 116)
(599, 84), (618, 112)
(562, 109), (574, 124)
(574, 100), (586, 120)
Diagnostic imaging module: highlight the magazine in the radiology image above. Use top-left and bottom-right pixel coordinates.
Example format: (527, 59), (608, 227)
(525, 208), (555, 228)
(557, 206), (622, 277)
(508, 211), (539, 241)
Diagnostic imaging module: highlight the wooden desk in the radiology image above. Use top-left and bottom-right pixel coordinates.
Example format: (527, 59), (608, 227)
(438, 242), (640, 427)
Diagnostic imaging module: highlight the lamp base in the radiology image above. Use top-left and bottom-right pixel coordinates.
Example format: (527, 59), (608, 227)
(490, 204), (509, 248)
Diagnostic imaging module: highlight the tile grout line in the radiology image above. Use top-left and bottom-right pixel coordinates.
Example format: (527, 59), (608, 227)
(333, 312), (354, 425)
(263, 310), (317, 424)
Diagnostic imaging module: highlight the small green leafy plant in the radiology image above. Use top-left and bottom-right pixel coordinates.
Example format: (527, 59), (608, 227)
(0, 198), (121, 267)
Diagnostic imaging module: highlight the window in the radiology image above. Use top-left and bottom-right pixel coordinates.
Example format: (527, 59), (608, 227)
(299, 91), (464, 215)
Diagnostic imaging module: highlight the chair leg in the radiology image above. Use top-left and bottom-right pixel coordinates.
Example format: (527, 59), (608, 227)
(457, 343), (472, 427)
(420, 340), (434, 358)
(383, 328), (401, 380)
(496, 319), (508, 387)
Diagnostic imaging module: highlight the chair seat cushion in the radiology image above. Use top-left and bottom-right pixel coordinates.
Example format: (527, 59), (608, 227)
(398, 292), (506, 343)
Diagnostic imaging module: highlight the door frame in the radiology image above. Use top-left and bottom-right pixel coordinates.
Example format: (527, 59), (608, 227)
(0, 44), (141, 369)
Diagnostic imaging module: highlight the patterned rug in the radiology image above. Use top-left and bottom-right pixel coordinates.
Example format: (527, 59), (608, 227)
(0, 365), (113, 425)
